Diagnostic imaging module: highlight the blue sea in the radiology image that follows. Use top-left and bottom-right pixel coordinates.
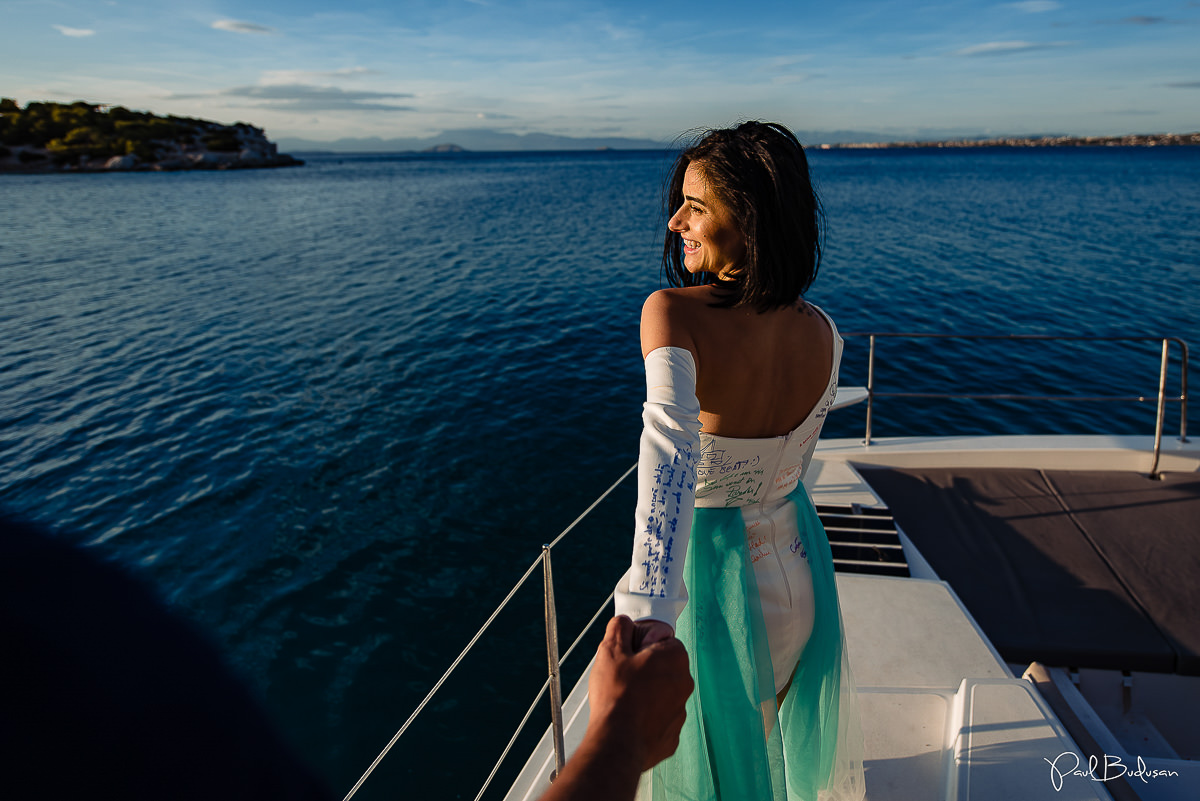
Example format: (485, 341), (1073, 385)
(1, 147), (1197, 798)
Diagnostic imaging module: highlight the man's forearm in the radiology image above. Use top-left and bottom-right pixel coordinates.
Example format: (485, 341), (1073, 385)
(537, 722), (643, 801)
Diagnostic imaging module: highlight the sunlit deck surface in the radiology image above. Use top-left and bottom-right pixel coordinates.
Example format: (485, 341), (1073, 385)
(509, 444), (1200, 801)
(836, 574), (1113, 801)
(855, 467), (1200, 677)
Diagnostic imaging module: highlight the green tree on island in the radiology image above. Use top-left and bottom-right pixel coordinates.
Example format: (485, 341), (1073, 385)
(0, 98), (261, 165)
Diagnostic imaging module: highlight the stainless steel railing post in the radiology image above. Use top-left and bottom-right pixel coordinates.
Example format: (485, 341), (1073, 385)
(844, 331), (1192, 462)
(1177, 338), (1190, 443)
(1150, 339), (1169, 479)
(542, 545), (567, 779)
(864, 334), (876, 446)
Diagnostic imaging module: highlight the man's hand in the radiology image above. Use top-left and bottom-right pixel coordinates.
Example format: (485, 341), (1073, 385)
(537, 617), (693, 801)
(587, 615), (693, 771)
(631, 618), (675, 651)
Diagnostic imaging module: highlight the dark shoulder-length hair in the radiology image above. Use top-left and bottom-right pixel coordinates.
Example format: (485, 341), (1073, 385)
(662, 121), (824, 311)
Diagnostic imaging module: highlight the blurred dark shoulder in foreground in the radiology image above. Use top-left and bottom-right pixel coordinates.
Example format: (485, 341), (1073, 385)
(0, 513), (332, 800)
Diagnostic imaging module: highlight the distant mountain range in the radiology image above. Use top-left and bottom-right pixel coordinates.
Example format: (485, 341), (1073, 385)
(274, 127), (907, 153)
(276, 129), (667, 153)
(276, 126), (1200, 154)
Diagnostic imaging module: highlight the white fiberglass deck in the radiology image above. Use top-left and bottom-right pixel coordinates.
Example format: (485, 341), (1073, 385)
(505, 572), (1109, 801)
(841, 574), (1111, 801)
(506, 435), (1200, 801)
(814, 434), (1200, 801)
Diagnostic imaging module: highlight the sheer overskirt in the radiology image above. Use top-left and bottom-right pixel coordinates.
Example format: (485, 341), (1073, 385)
(636, 485), (865, 801)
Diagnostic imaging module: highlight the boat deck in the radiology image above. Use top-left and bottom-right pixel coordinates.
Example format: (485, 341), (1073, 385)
(839, 574), (1109, 801)
(505, 437), (1199, 801)
(855, 466), (1200, 677)
(507, 572), (1114, 801)
(809, 435), (1200, 799)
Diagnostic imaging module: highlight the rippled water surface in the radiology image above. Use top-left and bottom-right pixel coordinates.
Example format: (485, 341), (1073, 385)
(1, 147), (1197, 797)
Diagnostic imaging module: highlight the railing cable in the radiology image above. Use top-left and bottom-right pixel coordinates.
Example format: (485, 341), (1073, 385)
(470, 591), (616, 801)
(347, 333), (1193, 800)
(558, 591), (616, 667)
(846, 332), (1190, 464)
(342, 551), (547, 801)
(472, 676), (553, 801)
(547, 462), (637, 550)
(345, 463), (637, 800)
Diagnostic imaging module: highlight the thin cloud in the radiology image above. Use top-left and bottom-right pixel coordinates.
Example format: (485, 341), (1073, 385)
(261, 68), (381, 83)
(209, 84), (415, 112)
(1166, 81), (1200, 88)
(951, 40), (1071, 56)
(772, 75), (817, 85)
(53, 24), (95, 37)
(766, 55), (813, 71)
(212, 19), (276, 35)
(327, 67), (378, 78)
(598, 23), (637, 41)
(1096, 16), (1185, 25)
(763, 55), (817, 83)
(1004, 1), (1062, 13)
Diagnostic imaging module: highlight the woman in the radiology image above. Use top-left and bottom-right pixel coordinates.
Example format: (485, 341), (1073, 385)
(614, 122), (864, 801)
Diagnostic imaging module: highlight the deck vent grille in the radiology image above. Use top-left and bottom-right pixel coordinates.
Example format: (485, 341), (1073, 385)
(817, 503), (909, 577)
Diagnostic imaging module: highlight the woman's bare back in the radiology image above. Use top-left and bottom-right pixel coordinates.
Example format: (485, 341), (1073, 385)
(640, 286), (834, 439)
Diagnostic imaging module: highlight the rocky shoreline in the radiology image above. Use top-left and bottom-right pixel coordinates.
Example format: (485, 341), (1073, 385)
(0, 124), (302, 173)
(822, 132), (1200, 149)
(0, 101), (303, 174)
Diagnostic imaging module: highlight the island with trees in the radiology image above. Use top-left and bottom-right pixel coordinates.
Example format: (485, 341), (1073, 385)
(0, 99), (303, 173)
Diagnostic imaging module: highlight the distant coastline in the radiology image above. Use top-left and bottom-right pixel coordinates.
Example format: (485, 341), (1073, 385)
(5, 98), (1196, 167)
(821, 132), (1200, 149)
(290, 131), (1200, 157)
(281, 129), (1200, 155)
(0, 99), (302, 173)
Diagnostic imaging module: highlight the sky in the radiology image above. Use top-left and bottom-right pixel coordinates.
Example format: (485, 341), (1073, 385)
(3, 0), (1199, 145)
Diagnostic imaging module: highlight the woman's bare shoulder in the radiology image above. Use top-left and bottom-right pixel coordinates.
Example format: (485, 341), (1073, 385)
(643, 285), (715, 305)
(640, 288), (710, 358)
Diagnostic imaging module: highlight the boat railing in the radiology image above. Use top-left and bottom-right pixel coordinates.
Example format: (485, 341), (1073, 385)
(344, 332), (1191, 800)
(342, 463), (637, 801)
(843, 332), (1190, 478)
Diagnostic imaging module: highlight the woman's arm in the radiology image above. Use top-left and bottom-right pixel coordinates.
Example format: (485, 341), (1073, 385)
(613, 291), (702, 631)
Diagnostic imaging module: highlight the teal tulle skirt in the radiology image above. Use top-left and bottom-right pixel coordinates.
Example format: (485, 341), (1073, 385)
(637, 485), (865, 801)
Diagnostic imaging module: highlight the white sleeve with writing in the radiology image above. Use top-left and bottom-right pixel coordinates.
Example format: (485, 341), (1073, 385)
(613, 346), (701, 628)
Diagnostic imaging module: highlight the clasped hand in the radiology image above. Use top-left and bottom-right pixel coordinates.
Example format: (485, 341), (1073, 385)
(588, 616), (693, 771)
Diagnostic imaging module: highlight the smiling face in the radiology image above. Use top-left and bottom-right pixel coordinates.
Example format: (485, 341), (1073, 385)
(668, 162), (745, 279)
